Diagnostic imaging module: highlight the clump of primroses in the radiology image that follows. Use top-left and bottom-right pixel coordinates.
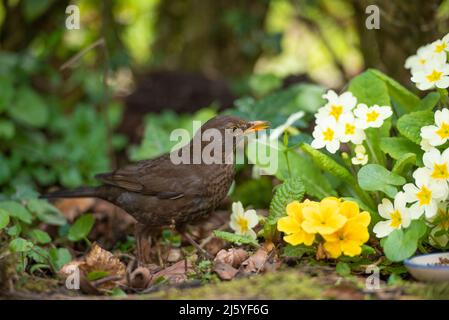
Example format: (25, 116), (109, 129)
(277, 197), (370, 259)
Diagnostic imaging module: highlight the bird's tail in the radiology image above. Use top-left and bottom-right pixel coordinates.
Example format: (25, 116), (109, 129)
(40, 186), (99, 199)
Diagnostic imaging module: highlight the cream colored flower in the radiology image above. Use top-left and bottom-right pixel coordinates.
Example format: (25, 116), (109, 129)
(351, 144), (368, 165)
(411, 59), (449, 90)
(423, 147), (449, 183)
(316, 90), (357, 124)
(337, 113), (366, 145)
(354, 104), (393, 129)
(430, 34), (449, 55)
(405, 44), (440, 73)
(403, 168), (448, 219)
(311, 117), (340, 154)
(229, 202), (259, 239)
(421, 108), (449, 147)
(373, 192), (411, 238)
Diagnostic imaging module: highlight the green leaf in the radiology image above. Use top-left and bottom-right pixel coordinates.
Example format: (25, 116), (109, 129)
(28, 229), (51, 244)
(418, 92), (440, 111)
(68, 214), (95, 241)
(379, 137), (423, 162)
(22, 0), (55, 21)
(0, 209), (10, 230)
(396, 110), (434, 144)
(7, 224), (21, 237)
(0, 119), (15, 139)
(268, 177), (305, 225)
(27, 199), (66, 226)
(336, 262), (351, 277)
(370, 69), (420, 112)
(300, 144), (355, 184)
(9, 237), (34, 253)
(392, 153), (416, 176)
(8, 87), (48, 128)
(282, 244), (313, 258)
(0, 155), (11, 184)
(49, 248), (72, 271)
(87, 270), (110, 281)
(0, 201), (33, 224)
(349, 70), (390, 106)
(27, 245), (50, 264)
(383, 220), (427, 262)
(358, 164), (406, 197)
(213, 230), (259, 246)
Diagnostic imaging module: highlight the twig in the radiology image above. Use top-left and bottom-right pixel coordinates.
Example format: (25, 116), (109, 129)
(91, 275), (123, 287)
(59, 38), (105, 71)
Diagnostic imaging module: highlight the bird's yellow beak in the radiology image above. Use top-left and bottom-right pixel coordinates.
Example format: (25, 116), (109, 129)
(244, 121), (270, 134)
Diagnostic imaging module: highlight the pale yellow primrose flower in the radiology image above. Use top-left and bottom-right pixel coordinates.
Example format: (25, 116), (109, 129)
(354, 104), (393, 130)
(403, 167), (448, 219)
(311, 116), (340, 154)
(421, 108), (449, 147)
(374, 192), (411, 238)
(315, 90), (357, 124)
(229, 201), (259, 240)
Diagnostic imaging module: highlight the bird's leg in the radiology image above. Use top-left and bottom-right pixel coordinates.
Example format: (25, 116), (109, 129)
(135, 223), (152, 266)
(178, 225), (213, 260)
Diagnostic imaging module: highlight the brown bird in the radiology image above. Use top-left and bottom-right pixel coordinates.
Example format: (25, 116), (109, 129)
(42, 115), (269, 263)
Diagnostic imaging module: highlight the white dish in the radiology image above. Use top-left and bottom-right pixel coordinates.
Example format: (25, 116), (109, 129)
(404, 252), (449, 282)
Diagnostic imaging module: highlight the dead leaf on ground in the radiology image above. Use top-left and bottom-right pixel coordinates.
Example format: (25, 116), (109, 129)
(213, 262), (238, 280)
(240, 242), (280, 275)
(54, 198), (95, 221)
(150, 260), (193, 285)
(166, 248), (182, 263)
(60, 243), (126, 293)
(214, 248), (248, 268)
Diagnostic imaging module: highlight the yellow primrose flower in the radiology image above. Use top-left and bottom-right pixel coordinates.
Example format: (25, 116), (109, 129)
(277, 200), (315, 246)
(323, 217), (370, 258)
(301, 197), (347, 235)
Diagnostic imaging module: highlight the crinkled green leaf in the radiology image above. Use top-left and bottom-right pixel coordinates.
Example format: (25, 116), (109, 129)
(349, 70), (390, 106)
(397, 110), (434, 145)
(282, 245), (313, 258)
(392, 153), (416, 176)
(336, 262), (351, 277)
(383, 220), (427, 262)
(213, 230), (258, 246)
(268, 177), (305, 225)
(418, 92), (440, 111)
(49, 248), (72, 271)
(379, 137), (423, 163)
(9, 237), (34, 253)
(300, 144), (355, 184)
(28, 229), (51, 244)
(0, 201), (33, 224)
(370, 69), (420, 112)
(8, 87), (48, 128)
(68, 213), (94, 241)
(0, 209), (10, 230)
(358, 164), (406, 197)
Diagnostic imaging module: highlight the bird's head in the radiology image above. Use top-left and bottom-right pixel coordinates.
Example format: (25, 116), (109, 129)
(200, 115), (270, 136)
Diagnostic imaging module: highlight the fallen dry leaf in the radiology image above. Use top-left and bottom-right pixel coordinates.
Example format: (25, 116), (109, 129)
(150, 260), (193, 285)
(213, 262), (238, 280)
(241, 247), (269, 274)
(166, 248), (182, 263)
(60, 243), (126, 293)
(214, 248), (248, 268)
(54, 198), (95, 221)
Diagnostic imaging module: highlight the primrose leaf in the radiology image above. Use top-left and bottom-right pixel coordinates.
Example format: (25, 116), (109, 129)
(0, 201), (33, 224)
(300, 144), (355, 185)
(336, 262), (351, 277)
(0, 209), (10, 230)
(68, 213), (95, 242)
(379, 137), (423, 164)
(87, 270), (110, 281)
(392, 153), (416, 176)
(282, 244), (313, 258)
(0, 119), (15, 139)
(369, 69), (420, 113)
(268, 177), (305, 225)
(348, 70), (390, 106)
(28, 229), (51, 244)
(213, 230), (259, 246)
(383, 220), (427, 262)
(8, 87), (48, 128)
(358, 164), (406, 197)
(418, 92), (440, 111)
(49, 248), (72, 271)
(9, 237), (34, 253)
(397, 110), (434, 145)
(27, 199), (67, 226)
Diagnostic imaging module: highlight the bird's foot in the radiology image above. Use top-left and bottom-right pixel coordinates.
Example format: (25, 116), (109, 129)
(183, 232), (213, 260)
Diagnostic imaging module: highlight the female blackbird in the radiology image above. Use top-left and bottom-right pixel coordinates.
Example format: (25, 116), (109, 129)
(42, 115), (268, 263)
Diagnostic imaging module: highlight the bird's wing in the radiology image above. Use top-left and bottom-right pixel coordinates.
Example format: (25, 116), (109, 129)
(95, 155), (204, 199)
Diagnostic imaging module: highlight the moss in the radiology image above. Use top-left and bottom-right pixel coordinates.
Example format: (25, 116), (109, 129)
(402, 281), (449, 300)
(142, 270), (327, 300)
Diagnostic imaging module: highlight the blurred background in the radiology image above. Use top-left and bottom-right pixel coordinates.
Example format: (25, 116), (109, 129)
(1, 0), (449, 207)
